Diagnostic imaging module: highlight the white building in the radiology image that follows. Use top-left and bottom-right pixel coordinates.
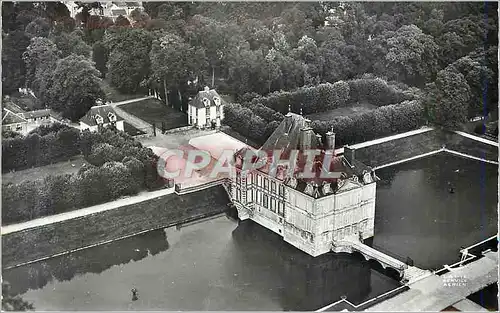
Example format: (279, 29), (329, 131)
(229, 113), (378, 257)
(187, 87), (225, 129)
(79, 105), (124, 132)
(2, 109), (28, 134)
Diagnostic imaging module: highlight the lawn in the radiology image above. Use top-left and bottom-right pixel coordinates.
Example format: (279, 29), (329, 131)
(123, 122), (146, 137)
(306, 102), (377, 121)
(2, 155), (87, 185)
(100, 79), (146, 103)
(4, 92), (40, 111)
(120, 99), (188, 130)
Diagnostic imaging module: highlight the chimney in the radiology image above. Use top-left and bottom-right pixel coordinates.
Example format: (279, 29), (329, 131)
(344, 145), (355, 165)
(299, 118), (313, 150)
(326, 131), (336, 151)
(204, 86), (210, 91)
(315, 134), (323, 147)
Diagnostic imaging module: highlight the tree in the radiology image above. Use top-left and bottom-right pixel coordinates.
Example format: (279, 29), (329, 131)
(43, 54), (104, 121)
(114, 15), (131, 27)
(22, 37), (60, 99)
(2, 30), (31, 95)
(449, 56), (493, 118)
(185, 15), (245, 87)
(149, 33), (207, 108)
(381, 24), (440, 86)
(25, 17), (51, 38)
(50, 30), (92, 58)
(104, 28), (153, 93)
(129, 9), (150, 28)
(92, 41), (108, 77)
(424, 68), (470, 128)
(2, 281), (34, 311)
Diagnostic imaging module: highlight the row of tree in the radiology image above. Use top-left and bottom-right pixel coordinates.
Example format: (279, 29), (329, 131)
(2, 2), (498, 128)
(243, 76), (418, 115)
(3, 126), (165, 225)
(2, 124), (80, 172)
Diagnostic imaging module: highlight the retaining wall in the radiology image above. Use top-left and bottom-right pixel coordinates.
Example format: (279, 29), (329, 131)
(2, 186), (230, 269)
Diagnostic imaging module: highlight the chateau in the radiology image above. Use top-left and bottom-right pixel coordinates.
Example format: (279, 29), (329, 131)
(228, 113), (378, 257)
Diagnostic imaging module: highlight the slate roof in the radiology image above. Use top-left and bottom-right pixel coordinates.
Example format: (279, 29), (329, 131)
(233, 113), (375, 198)
(2, 109), (28, 125)
(188, 87), (226, 109)
(22, 109), (63, 120)
(80, 105), (124, 126)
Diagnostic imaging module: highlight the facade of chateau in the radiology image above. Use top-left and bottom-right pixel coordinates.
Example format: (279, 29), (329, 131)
(228, 113), (378, 257)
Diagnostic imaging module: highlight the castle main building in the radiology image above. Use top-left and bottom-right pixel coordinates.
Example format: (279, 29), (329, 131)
(229, 113), (378, 257)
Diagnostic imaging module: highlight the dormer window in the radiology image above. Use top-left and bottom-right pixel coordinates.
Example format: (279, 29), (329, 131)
(95, 114), (103, 124)
(202, 98), (210, 107)
(213, 96), (221, 106)
(108, 112), (116, 122)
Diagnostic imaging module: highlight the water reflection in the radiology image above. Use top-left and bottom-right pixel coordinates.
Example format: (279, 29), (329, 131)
(4, 230), (170, 296)
(231, 221), (373, 310)
(4, 216), (400, 311)
(374, 153), (498, 269)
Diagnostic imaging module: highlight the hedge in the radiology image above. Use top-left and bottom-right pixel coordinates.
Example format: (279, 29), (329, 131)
(2, 127), (167, 225)
(243, 77), (417, 115)
(312, 100), (425, 146)
(2, 126), (81, 173)
(224, 100), (424, 148)
(2, 162), (140, 225)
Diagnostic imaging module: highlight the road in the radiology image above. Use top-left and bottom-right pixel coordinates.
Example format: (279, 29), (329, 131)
(365, 251), (498, 311)
(2, 187), (175, 235)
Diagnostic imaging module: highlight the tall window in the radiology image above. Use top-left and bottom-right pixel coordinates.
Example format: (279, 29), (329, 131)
(263, 194), (268, 208)
(271, 181), (276, 194)
(278, 202), (284, 217)
(264, 178), (268, 190)
(279, 185), (284, 197)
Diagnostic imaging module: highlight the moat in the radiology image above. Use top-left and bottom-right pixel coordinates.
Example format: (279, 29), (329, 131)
(4, 153), (497, 310)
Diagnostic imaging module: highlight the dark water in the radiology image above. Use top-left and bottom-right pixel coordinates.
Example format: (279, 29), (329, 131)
(372, 153), (498, 269)
(4, 218), (399, 311)
(3, 152), (496, 310)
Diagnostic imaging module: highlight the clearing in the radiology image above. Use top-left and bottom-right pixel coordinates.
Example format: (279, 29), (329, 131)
(2, 155), (87, 185)
(307, 102), (377, 121)
(119, 99), (188, 131)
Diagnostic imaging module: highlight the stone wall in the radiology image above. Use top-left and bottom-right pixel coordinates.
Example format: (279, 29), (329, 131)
(2, 186), (230, 269)
(355, 130), (444, 168)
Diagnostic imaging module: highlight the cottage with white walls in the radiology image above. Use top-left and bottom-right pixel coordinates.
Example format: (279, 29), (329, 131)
(187, 87), (225, 129)
(79, 105), (124, 132)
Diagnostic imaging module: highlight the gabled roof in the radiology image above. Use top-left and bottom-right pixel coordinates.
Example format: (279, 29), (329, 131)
(233, 113), (375, 199)
(189, 87), (226, 109)
(2, 109), (28, 125)
(21, 109), (63, 120)
(79, 105), (124, 126)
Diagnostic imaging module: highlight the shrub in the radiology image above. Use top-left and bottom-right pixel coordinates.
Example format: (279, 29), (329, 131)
(2, 125), (81, 172)
(312, 100), (424, 147)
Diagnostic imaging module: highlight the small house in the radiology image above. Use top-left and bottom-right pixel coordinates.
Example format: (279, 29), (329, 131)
(79, 105), (124, 132)
(187, 87), (225, 129)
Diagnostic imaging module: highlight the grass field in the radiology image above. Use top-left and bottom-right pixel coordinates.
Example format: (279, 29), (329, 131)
(2, 155), (87, 185)
(100, 79), (146, 103)
(120, 99), (188, 130)
(306, 102), (377, 121)
(123, 122), (146, 137)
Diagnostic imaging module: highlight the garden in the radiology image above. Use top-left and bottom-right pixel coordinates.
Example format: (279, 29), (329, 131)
(223, 76), (424, 147)
(2, 124), (166, 225)
(120, 98), (188, 131)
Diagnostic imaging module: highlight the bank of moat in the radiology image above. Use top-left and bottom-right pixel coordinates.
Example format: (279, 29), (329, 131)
(228, 113), (378, 257)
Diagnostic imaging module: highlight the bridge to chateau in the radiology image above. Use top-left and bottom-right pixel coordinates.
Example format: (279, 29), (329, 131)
(332, 236), (430, 283)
